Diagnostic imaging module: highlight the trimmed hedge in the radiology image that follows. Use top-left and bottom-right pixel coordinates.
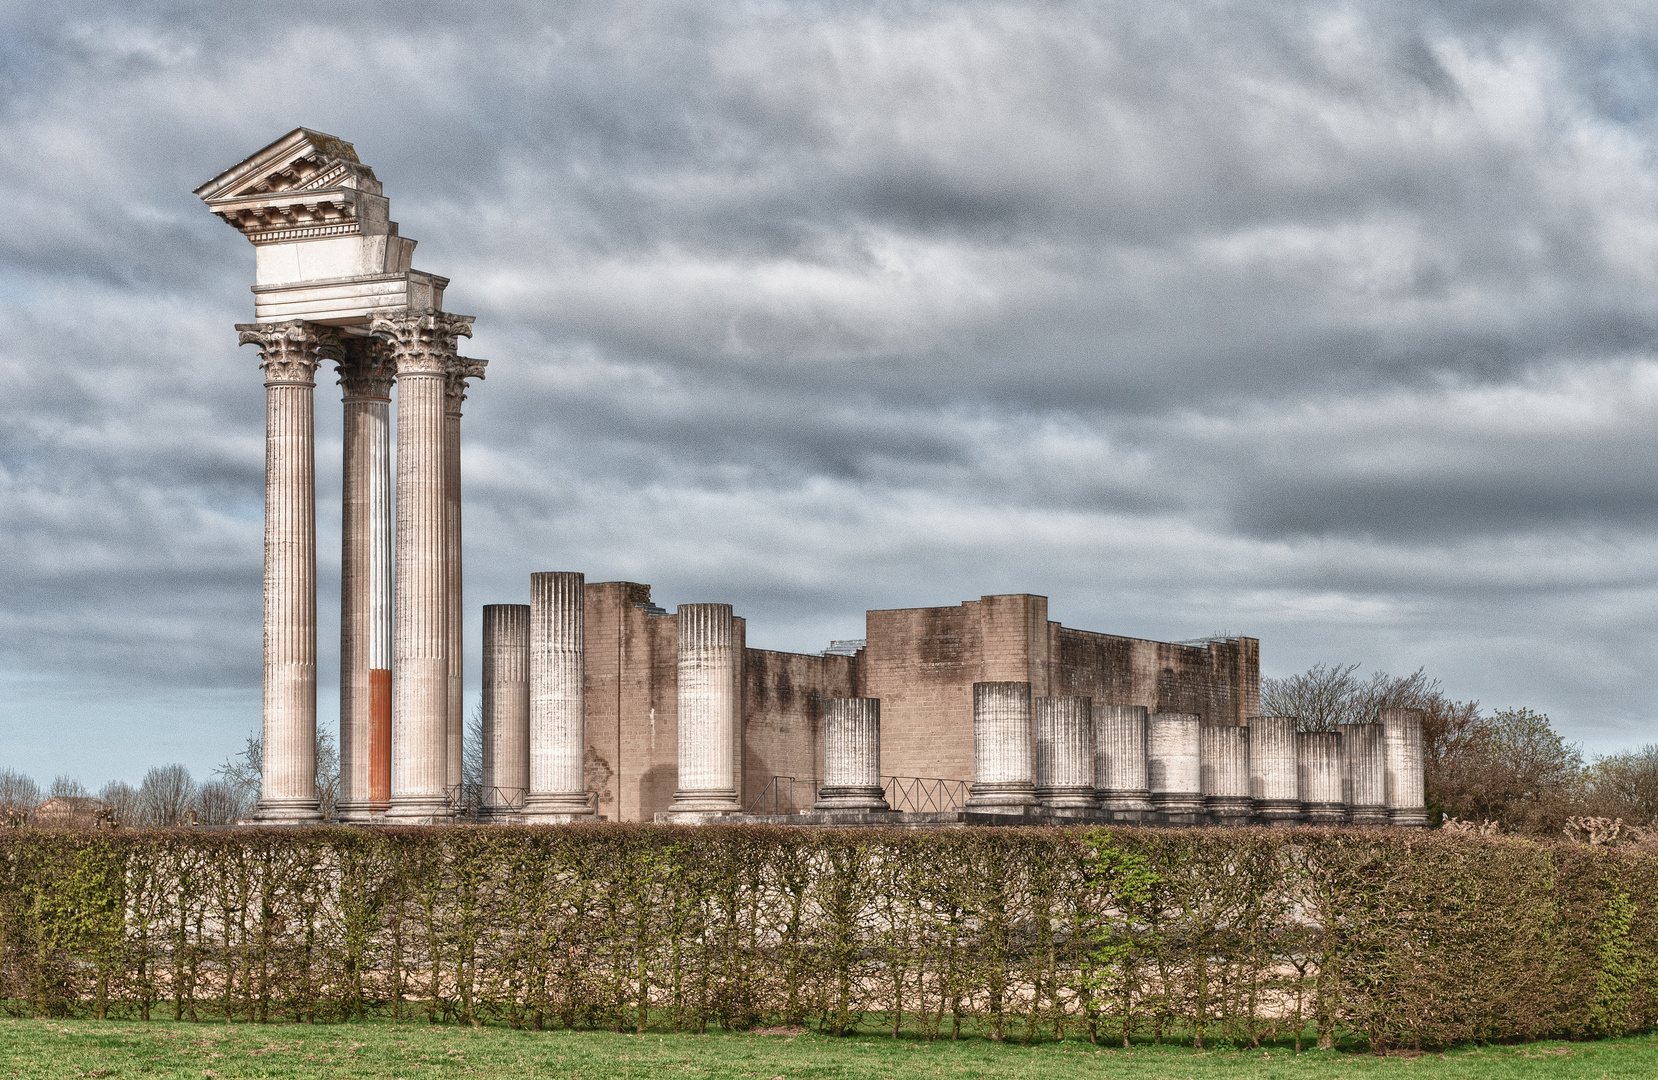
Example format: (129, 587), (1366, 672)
(1, 825), (1654, 1049)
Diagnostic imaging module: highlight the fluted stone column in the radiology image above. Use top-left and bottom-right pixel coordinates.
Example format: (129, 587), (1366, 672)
(1298, 731), (1347, 824)
(1248, 716), (1302, 824)
(1381, 707), (1428, 827)
(335, 338), (394, 822)
(1094, 704), (1153, 812)
(1148, 712), (1204, 818)
(1201, 724), (1253, 823)
(815, 697), (888, 810)
(526, 572), (593, 821)
(375, 311), (473, 822)
(236, 320), (326, 824)
(442, 357), (486, 796)
(965, 682), (1038, 809)
(669, 603), (743, 816)
(1341, 722), (1390, 825)
(482, 604), (530, 820)
(1035, 696), (1097, 809)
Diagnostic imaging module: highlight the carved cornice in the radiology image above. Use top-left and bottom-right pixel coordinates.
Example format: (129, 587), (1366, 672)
(236, 320), (334, 385)
(445, 355), (488, 411)
(369, 310), (475, 377)
(336, 337), (395, 401)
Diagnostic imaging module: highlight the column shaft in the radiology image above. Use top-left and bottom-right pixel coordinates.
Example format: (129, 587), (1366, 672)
(669, 603), (743, 815)
(1034, 695), (1097, 808)
(1094, 704), (1153, 811)
(1147, 712), (1203, 818)
(336, 341), (393, 822)
(526, 571), (593, 820)
(1298, 731), (1347, 824)
(1201, 724), (1253, 822)
(237, 321), (325, 825)
(1248, 716), (1302, 824)
(376, 311), (473, 823)
(1341, 722), (1390, 825)
(444, 401), (463, 795)
(1381, 707), (1428, 827)
(815, 697), (888, 810)
(965, 681), (1037, 809)
(483, 604), (531, 819)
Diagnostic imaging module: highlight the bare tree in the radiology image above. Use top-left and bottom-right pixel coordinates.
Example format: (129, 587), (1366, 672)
(316, 727), (340, 821)
(218, 728), (341, 820)
(49, 774), (89, 799)
(1261, 663), (1444, 731)
(1582, 745), (1658, 825)
(97, 780), (139, 826)
(463, 700), (484, 813)
(0, 769), (41, 817)
(194, 779), (251, 826)
(138, 764), (195, 827)
(215, 732), (262, 803)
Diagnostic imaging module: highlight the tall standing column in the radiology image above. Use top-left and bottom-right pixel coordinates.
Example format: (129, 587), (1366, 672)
(483, 604), (530, 820)
(335, 338), (394, 823)
(1034, 696), (1097, 809)
(236, 320), (327, 824)
(1148, 712), (1204, 819)
(526, 572), (594, 821)
(374, 310), (474, 823)
(1342, 722), (1390, 825)
(814, 698), (889, 811)
(1094, 704), (1153, 812)
(669, 603), (743, 816)
(1248, 716), (1302, 824)
(965, 682), (1037, 809)
(1201, 724), (1253, 823)
(1381, 707), (1428, 827)
(443, 357), (487, 798)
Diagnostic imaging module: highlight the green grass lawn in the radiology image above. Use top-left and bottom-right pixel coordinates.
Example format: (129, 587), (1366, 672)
(2, 1020), (1656, 1080)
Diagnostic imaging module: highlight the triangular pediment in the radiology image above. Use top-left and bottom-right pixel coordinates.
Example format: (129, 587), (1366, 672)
(194, 128), (379, 203)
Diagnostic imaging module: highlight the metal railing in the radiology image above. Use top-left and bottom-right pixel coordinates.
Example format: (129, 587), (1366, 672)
(745, 775), (970, 815)
(881, 776), (969, 813)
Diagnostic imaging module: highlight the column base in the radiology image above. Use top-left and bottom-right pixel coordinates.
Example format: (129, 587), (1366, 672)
(383, 795), (450, 824)
(1255, 799), (1305, 825)
(250, 797), (324, 825)
(522, 792), (594, 824)
(1098, 789), (1155, 812)
(1150, 792), (1205, 816)
(1305, 803), (1349, 825)
(1205, 796), (1254, 824)
(1349, 805), (1391, 826)
(965, 780), (1038, 809)
(1390, 807), (1430, 828)
(667, 788), (742, 816)
(1037, 786), (1100, 810)
(333, 800), (384, 824)
(814, 786), (890, 811)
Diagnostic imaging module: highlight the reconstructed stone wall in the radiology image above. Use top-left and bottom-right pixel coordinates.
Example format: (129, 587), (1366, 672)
(569, 584), (1259, 821)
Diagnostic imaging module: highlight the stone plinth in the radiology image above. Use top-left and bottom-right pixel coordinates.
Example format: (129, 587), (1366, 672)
(1035, 696), (1097, 808)
(238, 321), (326, 825)
(965, 682), (1038, 809)
(815, 697), (888, 810)
(1380, 707), (1428, 827)
(1248, 716), (1302, 824)
(1201, 724), (1253, 823)
(525, 572), (593, 822)
(1341, 722), (1389, 825)
(668, 603), (743, 817)
(1298, 731), (1346, 824)
(482, 604), (530, 820)
(1094, 704), (1153, 812)
(1148, 713), (1204, 818)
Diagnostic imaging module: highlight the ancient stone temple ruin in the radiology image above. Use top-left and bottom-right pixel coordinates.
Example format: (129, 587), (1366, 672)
(200, 130), (1427, 828)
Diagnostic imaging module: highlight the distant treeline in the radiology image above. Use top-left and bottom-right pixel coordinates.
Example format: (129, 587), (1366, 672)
(1, 825), (1654, 1050)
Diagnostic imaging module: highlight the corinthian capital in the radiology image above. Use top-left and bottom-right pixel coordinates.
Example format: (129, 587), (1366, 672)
(236, 320), (335, 385)
(445, 355), (489, 410)
(369, 309), (475, 377)
(336, 336), (395, 401)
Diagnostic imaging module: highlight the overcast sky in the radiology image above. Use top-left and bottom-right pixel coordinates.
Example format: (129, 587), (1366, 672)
(3, 0), (1657, 788)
